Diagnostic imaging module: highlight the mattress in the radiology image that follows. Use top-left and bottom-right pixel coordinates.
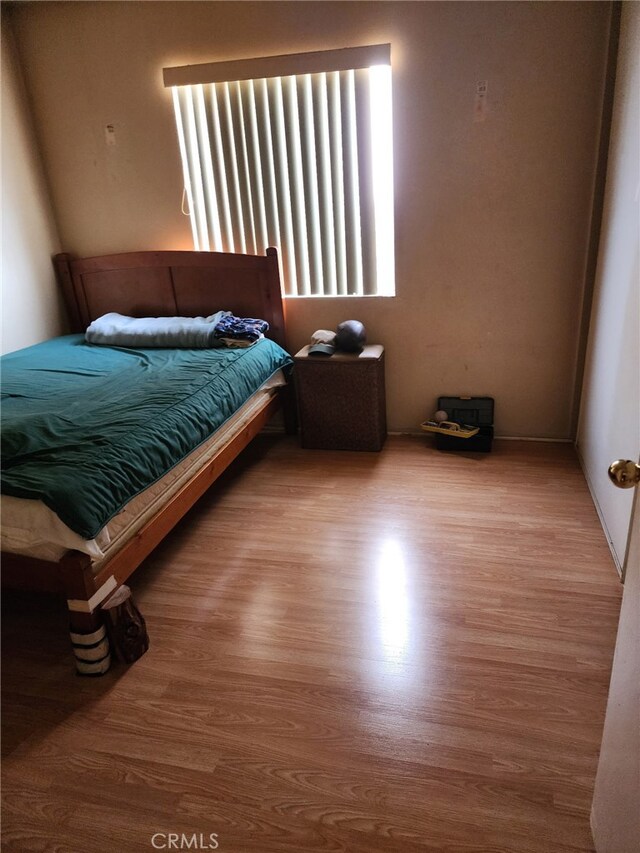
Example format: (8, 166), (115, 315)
(1, 334), (292, 539)
(1, 371), (286, 565)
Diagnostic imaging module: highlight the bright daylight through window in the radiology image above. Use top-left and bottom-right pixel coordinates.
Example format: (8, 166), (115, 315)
(164, 44), (395, 297)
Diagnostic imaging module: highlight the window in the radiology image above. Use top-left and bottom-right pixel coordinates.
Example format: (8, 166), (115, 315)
(164, 45), (395, 297)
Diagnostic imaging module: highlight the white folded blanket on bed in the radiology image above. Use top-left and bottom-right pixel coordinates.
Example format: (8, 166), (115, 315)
(86, 311), (230, 348)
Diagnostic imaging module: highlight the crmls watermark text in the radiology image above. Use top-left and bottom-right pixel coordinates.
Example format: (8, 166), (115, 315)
(151, 833), (219, 850)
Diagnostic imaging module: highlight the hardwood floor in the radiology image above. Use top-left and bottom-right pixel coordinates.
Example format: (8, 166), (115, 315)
(1, 436), (621, 853)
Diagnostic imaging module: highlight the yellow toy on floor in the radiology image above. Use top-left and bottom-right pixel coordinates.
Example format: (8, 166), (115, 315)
(420, 420), (479, 438)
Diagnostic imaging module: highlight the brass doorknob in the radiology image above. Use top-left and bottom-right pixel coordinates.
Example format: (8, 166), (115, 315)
(608, 459), (640, 489)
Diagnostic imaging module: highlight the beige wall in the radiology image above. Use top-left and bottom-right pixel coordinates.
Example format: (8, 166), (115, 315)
(9, 1), (610, 434)
(1, 16), (65, 355)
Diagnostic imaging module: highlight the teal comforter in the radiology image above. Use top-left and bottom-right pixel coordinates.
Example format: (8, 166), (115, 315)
(1, 335), (292, 539)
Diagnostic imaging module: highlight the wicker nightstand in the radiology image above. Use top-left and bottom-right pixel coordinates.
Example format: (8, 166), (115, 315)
(293, 345), (387, 451)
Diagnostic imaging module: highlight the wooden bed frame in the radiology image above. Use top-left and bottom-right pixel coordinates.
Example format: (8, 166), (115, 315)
(1, 247), (292, 673)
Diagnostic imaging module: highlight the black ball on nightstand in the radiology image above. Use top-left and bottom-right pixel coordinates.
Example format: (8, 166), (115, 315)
(335, 320), (366, 352)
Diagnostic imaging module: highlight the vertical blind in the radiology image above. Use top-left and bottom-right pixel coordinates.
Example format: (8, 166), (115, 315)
(164, 46), (394, 297)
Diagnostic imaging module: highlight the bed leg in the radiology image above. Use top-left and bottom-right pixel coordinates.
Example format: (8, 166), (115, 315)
(68, 608), (111, 676)
(61, 552), (112, 676)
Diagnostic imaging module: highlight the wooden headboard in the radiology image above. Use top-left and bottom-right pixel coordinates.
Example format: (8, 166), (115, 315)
(54, 247), (287, 351)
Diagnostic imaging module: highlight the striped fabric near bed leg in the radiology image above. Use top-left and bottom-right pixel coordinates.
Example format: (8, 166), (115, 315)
(70, 625), (111, 676)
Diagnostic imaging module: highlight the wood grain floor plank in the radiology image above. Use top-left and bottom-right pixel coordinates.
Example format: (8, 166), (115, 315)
(2, 437), (621, 852)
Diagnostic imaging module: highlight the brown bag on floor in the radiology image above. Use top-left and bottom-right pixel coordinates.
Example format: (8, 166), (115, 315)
(102, 585), (149, 664)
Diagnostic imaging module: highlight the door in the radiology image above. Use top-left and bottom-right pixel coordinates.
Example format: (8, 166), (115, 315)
(591, 481), (639, 852)
(576, 2), (639, 576)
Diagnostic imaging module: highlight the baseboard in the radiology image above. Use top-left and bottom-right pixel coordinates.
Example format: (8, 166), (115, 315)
(575, 442), (623, 577)
(590, 806), (599, 853)
(494, 436), (573, 443)
(390, 430), (572, 443)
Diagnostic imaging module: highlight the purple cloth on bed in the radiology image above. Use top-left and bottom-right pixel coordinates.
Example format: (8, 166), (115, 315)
(213, 315), (269, 343)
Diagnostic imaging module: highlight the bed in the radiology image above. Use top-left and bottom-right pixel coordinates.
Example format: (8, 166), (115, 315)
(1, 247), (293, 674)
